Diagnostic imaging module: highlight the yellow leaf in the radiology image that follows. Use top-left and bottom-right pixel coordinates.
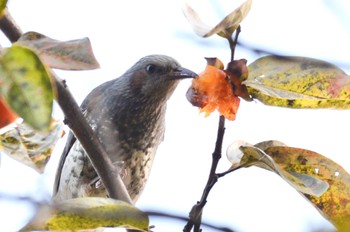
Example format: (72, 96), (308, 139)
(23, 197), (149, 231)
(245, 56), (350, 109)
(227, 140), (350, 230)
(0, 0), (7, 16)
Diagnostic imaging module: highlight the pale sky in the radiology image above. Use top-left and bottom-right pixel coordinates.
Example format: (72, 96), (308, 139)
(1, 0), (350, 231)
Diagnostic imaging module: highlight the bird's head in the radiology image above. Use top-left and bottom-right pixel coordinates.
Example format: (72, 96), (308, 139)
(123, 55), (197, 101)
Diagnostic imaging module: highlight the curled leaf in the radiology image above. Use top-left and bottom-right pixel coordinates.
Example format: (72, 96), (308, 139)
(227, 140), (350, 230)
(16, 31), (100, 70)
(0, 120), (64, 173)
(245, 55), (350, 109)
(0, 45), (54, 131)
(23, 197), (149, 231)
(226, 59), (252, 101)
(182, 0), (252, 38)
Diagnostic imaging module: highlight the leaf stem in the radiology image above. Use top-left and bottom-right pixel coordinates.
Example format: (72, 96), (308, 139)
(228, 25), (241, 62)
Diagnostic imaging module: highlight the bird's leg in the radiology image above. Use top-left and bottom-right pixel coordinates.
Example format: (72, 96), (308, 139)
(89, 161), (127, 192)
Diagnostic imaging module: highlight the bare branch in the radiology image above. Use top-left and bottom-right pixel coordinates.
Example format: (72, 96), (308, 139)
(0, 9), (22, 42)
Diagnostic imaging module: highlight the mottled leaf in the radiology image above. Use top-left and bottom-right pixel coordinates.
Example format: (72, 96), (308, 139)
(227, 140), (350, 230)
(16, 31), (100, 70)
(0, 45), (54, 131)
(23, 197), (149, 231)
(245, 56), (350, 109)
(182, 0), (252, 38)
(0, 120), (64, 173)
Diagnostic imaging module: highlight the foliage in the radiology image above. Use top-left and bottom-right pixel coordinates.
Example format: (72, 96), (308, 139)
(227, 140), (350, 229)
(183, 0), (350, 231)
(0, 0), (349, 231)
(1, 120), (63, 173)
(0, 0), (7, 17)
(23, 197), (149, 231)
(182, 0), (252, 38)
(16, 31), (100, 70)
(0, 45), (54, 131)
(246, 55), (350, 109)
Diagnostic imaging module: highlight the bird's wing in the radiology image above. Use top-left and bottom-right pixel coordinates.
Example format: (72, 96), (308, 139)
(52, 129), (77, 195)
(52, 85), (103, 196)
(53, 94), (92, 195)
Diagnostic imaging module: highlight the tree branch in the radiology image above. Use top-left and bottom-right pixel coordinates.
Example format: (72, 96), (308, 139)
(0, 9), (22, 43)
(0, 10), (132, 204)
(184, 26), (241, 232)
(184, 116), (225, 232)
(52, 73), (132, 203)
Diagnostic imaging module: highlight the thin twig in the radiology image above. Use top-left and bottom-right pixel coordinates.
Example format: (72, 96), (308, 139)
(217, 166), (242, 178)
(184, 27), (241, 232)
(230, 26), (241, 60)
(0, 10), (132, 204)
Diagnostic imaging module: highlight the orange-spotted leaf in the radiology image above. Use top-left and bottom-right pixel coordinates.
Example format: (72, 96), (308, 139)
(227, 140), (350, 230)
(245, 55), (350, 109)
(187, 58), (240, 120)
(0, 97), (18, 129)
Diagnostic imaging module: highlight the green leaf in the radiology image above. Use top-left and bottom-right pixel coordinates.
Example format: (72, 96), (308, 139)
(16, 31), (100, 70)
(0, 120), (64, 173)
(0, 45), (54, 131)
(0, 0), (7, 16)
(227, 140), (350, 230)
(245, 56), (350, 109)
(182, 0), (252, 38)
(23, 197), (149, 231)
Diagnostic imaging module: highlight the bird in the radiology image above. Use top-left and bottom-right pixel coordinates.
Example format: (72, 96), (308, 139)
(53, 54), (197, 203)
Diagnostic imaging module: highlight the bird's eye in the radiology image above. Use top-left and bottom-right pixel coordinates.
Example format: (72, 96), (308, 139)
(146, 64), (157, 74)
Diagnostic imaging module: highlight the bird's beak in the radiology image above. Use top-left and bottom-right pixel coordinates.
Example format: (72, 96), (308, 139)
(169, 67), (198, 80)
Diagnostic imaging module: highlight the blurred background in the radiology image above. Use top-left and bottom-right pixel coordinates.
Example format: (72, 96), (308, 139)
(1, 0), (350, 231)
